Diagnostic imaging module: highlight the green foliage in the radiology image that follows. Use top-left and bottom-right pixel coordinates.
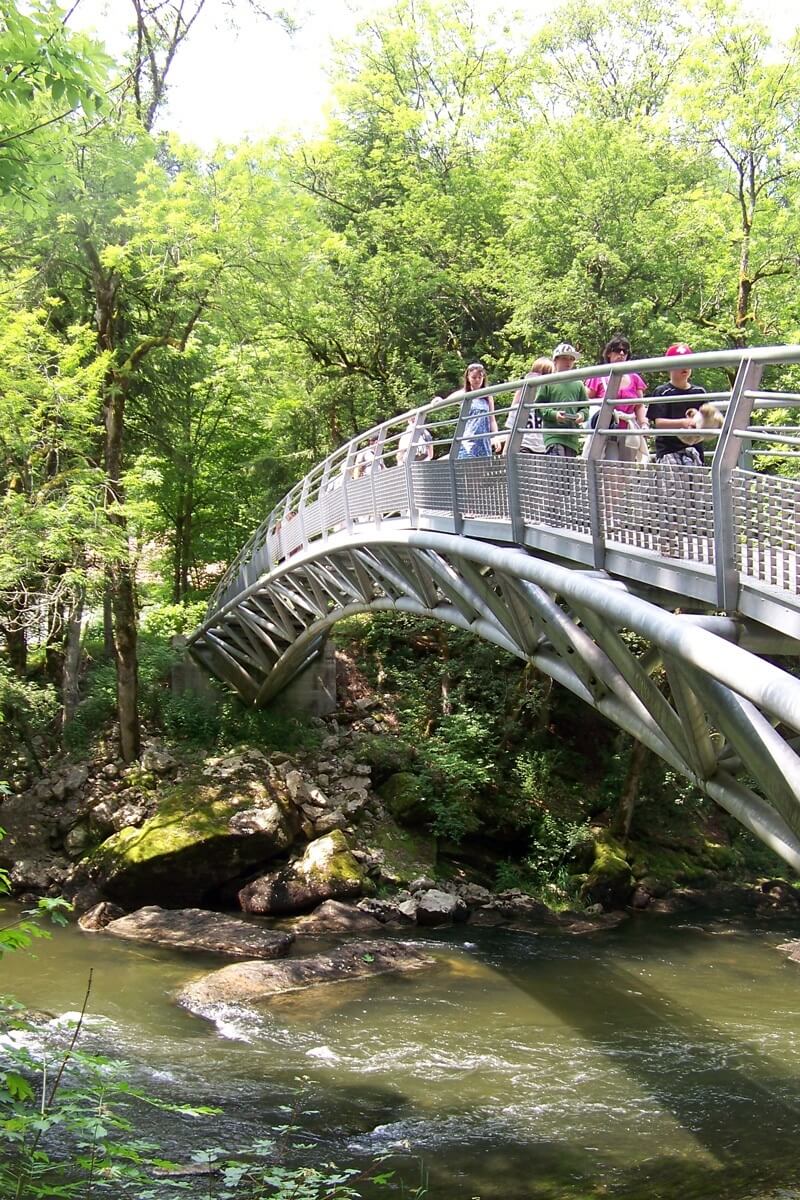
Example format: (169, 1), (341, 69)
(0, 0), (111, 205)
(139, 602), (207, 639)
(0, 662), (58, 770)
(420, 710), (493, 842)
(524, 811), (590, 892)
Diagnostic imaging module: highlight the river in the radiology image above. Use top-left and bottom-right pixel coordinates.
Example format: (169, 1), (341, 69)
(3, 908), (800, 1199)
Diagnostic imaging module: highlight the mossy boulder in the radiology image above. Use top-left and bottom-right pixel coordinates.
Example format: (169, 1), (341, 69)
(581, 836), (633, 908)
(86, 766), (300, 909)
(378, 772), (428, 826)
(351, 735), (418, 784)
(366, 814), (437, 885)
(238, 830), (367, 915)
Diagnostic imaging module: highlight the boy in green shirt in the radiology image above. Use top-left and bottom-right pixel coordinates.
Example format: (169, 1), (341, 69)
(538, 343), (589, 456)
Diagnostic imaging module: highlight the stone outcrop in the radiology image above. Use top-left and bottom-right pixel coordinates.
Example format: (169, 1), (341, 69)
(580, 837), (634, 908)
(84, 756), (300, 908)
(97, 905), (293, 958)
(292, 899), (385, 934)
(177, 939), (434, 1012)
(238, 830), (366, 915)
(416, 888), (468, 926)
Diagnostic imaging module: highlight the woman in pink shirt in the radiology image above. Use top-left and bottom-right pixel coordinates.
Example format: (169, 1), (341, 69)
(586, 334), (647, 426)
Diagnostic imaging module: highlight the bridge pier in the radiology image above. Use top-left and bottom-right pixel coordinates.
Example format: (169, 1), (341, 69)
(277, 638), (337, 718)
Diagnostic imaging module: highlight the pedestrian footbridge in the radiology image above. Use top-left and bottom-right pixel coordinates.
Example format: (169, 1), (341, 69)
(188, 347), (800, 871)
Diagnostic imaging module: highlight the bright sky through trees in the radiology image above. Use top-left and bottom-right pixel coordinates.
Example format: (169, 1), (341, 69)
(73, 0), (800, 149)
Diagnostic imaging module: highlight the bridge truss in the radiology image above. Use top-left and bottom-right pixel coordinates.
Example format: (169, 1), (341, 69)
(188, 347), (800, 871)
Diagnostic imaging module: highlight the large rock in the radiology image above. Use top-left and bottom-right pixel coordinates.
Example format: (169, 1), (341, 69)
(177, 939), (434, 1012)
(416, 888), (468, 926)
(238, 831), (366, 915)
(580, 837), (634, 908)
(85, 764), (300, 909)
(98, 905), (293, 959)
(777, 939), (800, 964)
(358, 814), (437, 886)
(292, 899), (384, 935)
(378, 772), (428, 826)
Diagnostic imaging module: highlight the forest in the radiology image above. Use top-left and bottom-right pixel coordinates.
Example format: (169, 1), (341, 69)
(4, 3), (800, 1197)
(1, 0), (799, 836)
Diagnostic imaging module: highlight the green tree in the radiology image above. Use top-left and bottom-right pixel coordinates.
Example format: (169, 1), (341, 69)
(0, 0), (109, 204)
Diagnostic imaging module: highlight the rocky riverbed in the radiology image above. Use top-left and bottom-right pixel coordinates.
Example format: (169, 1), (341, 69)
(2, 710), (799, 1004)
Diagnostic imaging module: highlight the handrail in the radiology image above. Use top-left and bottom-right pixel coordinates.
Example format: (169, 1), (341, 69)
(198, 345), (800, 635)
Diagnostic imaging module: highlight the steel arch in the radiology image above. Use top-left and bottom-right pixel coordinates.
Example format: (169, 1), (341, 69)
(189, 528), (800, 873)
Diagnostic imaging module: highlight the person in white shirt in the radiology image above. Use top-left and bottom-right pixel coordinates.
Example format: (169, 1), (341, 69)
(397, 415), (434, 465)
(353, 435), (385, 479)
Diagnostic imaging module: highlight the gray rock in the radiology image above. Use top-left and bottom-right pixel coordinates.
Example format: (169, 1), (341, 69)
(396, 898), (419, 922)
(313, 810), (348, 835)
(239, 830), (366, 916)
(353, 763), (372, 777)
(101, 905), (294, 958)
(86, 766), (300, 910)
(777, 939), (800, 963)
(102, 763), (120, 779)
(410, 876), (437, 893)
(178, 939), (434, 1012)
(343, 794), (369, 817)
(140, 749), (176, 775)
(467, 907), (508, 927)
(63, 765), (90, 794)
(64, 824), (91, 859)
(416, 889), (468, 926)
(337, 776), (370, 795)
(78, 901), (126, 930)
(88, 799), (117, 837)
(284, 770), (309, 803)
(292, 900), (385, 934)
(111, 803), (147, 831)
(10, 858), (68, 892)
(459, 883), (492, 906)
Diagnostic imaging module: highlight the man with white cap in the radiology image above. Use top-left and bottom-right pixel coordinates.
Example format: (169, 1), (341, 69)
(537, 343), (588, 457)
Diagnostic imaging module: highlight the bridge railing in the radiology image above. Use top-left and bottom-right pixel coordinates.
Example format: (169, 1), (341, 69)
(208, 346), (800, 637)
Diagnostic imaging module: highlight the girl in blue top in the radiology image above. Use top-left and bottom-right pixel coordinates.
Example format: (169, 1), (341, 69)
(451, 362), (500, 459)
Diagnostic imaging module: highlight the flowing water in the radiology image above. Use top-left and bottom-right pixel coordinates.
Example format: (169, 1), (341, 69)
(3, 908), (800, 1199)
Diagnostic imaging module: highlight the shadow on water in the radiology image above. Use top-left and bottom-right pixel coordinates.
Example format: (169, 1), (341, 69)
(439, 929), (800, 1200)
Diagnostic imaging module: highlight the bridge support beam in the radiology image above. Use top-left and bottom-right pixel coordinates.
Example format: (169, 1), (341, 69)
(277, 637), (337, 718)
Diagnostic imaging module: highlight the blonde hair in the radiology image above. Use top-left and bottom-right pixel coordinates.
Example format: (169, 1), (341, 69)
(528, 356), (554, 376)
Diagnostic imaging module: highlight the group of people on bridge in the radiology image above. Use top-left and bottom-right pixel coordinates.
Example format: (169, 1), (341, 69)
(385, 336), (723, 472)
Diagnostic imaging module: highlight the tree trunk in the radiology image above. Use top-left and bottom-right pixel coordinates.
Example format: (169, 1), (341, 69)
(61, 589), (85, 736)
(615, 739), (650, 841)
(112, 561), (140, 762)
(103, 580), (116, 659)
(3, 625), (27, 676)
(440, 627), (451, 718)
(105, 379), (141, 762)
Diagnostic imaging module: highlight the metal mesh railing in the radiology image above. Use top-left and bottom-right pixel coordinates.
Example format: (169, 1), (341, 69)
(732, 469), (800, 594)
(204, 345), (800, 623)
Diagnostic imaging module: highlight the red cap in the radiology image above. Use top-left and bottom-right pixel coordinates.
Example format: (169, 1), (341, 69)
(665, 343), (693, 357)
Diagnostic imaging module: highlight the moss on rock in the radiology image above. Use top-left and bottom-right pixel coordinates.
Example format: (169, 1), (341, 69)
(366, 814), (437, 885)
(351, 735), (418, 784)
(581, 835), (633, 908)
(239, 831), (367, 915)
(87, 767), (299, 909)
(378, 772), (428, 826)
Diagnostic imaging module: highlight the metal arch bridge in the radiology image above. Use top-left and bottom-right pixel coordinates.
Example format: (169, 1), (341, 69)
(188, 346), (800, 872)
